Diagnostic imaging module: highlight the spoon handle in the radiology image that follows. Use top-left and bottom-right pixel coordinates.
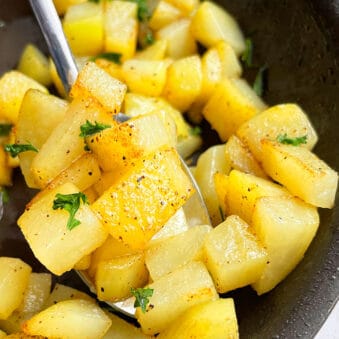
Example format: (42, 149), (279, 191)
(28, 0), (78, 93)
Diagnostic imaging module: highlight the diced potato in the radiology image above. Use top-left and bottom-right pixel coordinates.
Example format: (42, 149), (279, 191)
(17, 273), (52, 314)
(203, 78), (267, 141)
(0, 257), (32, 320)
(149, 1), (183, 31)
(165, 0), (199, 15)
(203, 215), (267, 293)
(213, 172), (228, 219)
(0, 312), (33, 335)
(218, 170), (290, 224)
(17, 44), (52, 87)
(49, 59), (67, 97)
(53, 0), (87, 15)
(0, 71), (47, 123)
(136, 261), (218, 335)
(104, 1), (138, 61)
(70, 62), (127, 114)
(18, 183), (108, 275)
(94, 58), (124, 82)
(236, 103), (318, 163)
(135, 40), (168, 61)
(92, 148), (194, 249)
(87, 112), (176, 173)
(191, 1), (245, 55)
(63, 2), (104, 56)
(31, 98), (112, 188)
(83, 186), (98, 203)
(261, 139), (338, 208)
(158, 298), (239, 339)
(252, 196), (319, 295)
(163, 55), (202, 112)
(225, 135), (267, 178)
(22, 299), (112, 339)
(156, 19), (197, 60)
(176, 133), (202, 159)
(16, 89), (68, 188)
(146, 225), (212, 281)
(73, 254), (91, 270)
(0, 147), (12, 186)
(43, 283), (94, 309)
(194, 145), (231, 225)
(122, 59), (171, 97)
(95, 252), (148, 301)
(0, 329), (5, 338)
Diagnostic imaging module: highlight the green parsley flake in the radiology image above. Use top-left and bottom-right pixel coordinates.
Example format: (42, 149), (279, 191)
(53, 192), (89, 230)
(79, 120), (111, 138)
(276, 134), (308, 146)
(127, 0), (150, 22)
(189, 126), (202, 136)
(90, 52), (122, 64)
(144, 31), (155, 46)
(4, 143), (38, 158)
(0, 187), (9, 204)
(131, 287), (154, 313)
(241, 38), (253, 67)
(253, 65), (267, 97)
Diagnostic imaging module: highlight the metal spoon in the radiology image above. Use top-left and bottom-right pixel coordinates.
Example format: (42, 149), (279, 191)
(29, 0), (210, 317)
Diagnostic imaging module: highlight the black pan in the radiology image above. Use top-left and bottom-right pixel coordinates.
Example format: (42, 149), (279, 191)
(0, 0), (338, 338)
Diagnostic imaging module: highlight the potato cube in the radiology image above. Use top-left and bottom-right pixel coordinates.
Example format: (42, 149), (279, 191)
(236, 103), (318, 163)
(204, 215), (267, 293)
(225, 135), (267, 178)
(149, 1), (183, 31)
(219, 170), (290, 224)
(22, 299), (112, 339)
(92, 147), (194, 249)
(0, 71), (47, 123)
(163, 55), (202, 112)
(94, 58), (124, 82)
(176, 133), (203, 160)
(17, 44), (52, 86)
(261, 139), (338, 208)
(73, 254), (91, 271)
(70, 62), (127, 114)
(194, 145), (231, 225)
(104, 1), (138, 61)
(17, 89), (68, 188)
(0, 257), (32, 319)
(191, 1), (245, 55)
(18, 182), (108, 275)
(203, 78), (267, 141)
(53, 0), (87, 15)
(0, 147), (12, 186)
(122, 59), (171, 97)
(158, 298), (239, 339)
(135, 39), (168, 61)
(156, 19), (197, 59)
(165, 0), (199, 15)
(49, 59), (67, 97)
(252, 196), (319, 294)
(63, 2), (104, 56)
(213, 172), (229, 220)
(146, 225), (212, 281)
(95, 252), (148, 302)
(136, 261), (218, 335)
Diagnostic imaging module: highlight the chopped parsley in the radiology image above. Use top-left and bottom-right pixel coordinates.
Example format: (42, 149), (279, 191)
(127, 0), (150, 22)
(79, 120), (111, 138)
(241, 38), (253, 67)
(90, 52), (122, 64)
(189, 126), (202, 136)
(4, 143), (38, 157)
(144, 31), (155, 46)
(131, 287), (154, 313)
(253, 65), (267, 97)
(0, 187), (9, 204)
(219, 206), (225, 222)
(276, 134), (308, 146)
(52, 192), (89, 230)
(0, 123), (12, 137)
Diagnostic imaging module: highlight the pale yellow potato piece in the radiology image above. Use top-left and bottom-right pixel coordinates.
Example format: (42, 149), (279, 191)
(0, 329), (5, 338)
(204, 215), (267, 293)
(225, 135), (267, 178)
(252, 196), (319, 295)
(104, 1), (138, 61)
(122, 59), (171, 97)
(165, 0), (199, 15)
(95, 252), (148, 302)
(261, 139), (338, 208)
(92, 147), (194, 249)
(31, 98), (112, 188)
(163, 55), (202, 112)
(203, 78), (267, 141)
(49, 58), (67, 97)
(70, 61), (127, 114)
(0, 71), (47, 123)
(146, 225), (212, 281)
(17, 44), (52, 87)
(191, 1), (245, 55)
(0, 147), (12, 186)
(18, 183), (108, 276)
(17, 89), (68, 188)
(22, 299), (112, 339)
(63, 2), (104, 56)
(213, 172), (228, 220)
(94, 58), (124, 82)
(53, 0), (87, 15)
(149, 1), (183, 31)
(194, 145), (231, 225)
(0, 313), (33, 336)
(158, 298), (239, 339)
(135, 40), (168, 60)
(156, 19), (197, 59)
(0, 257), (32, 320)
(236, 103), (318, 163)
(176, 133), (203, 159)
(73, 254), (91, 271)
(136, 261), (218, 335)
(220, 170), (290, 224)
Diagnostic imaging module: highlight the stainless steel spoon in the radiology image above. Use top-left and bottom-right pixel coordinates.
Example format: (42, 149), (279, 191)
(29, 0), (210, 317)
